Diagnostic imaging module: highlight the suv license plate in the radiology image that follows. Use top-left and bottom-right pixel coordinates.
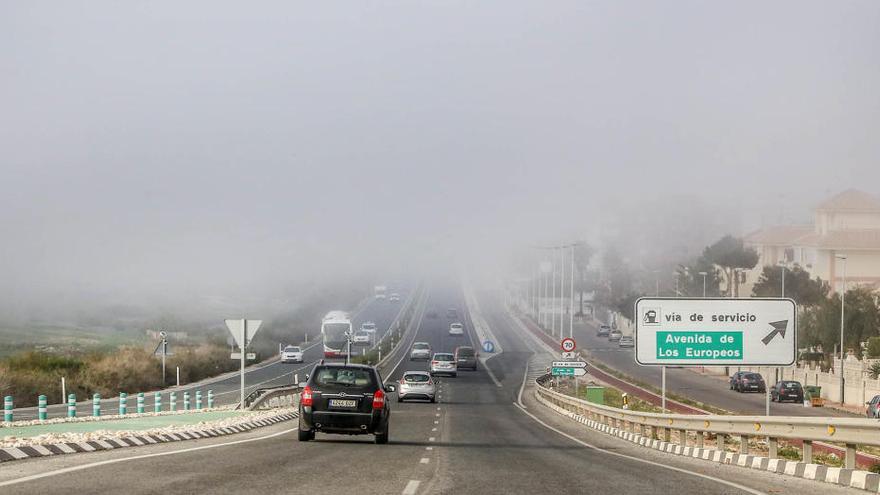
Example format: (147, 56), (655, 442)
(329, 399), (357, 408)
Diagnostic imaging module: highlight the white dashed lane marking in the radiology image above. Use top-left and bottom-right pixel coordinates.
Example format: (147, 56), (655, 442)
(420, 457), (430, 464)
(428, 437), (435, 442)
(402, 480), (421, 495)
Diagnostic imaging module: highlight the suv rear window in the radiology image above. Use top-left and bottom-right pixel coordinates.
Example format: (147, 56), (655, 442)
(744, 373), (762, 380)
(313, 367), (375, 388)
(413, 343), (430, 349)
(284, 346), (300, 352)
(434, 353), (454, 361)
(781, 382), (801, 389)
(457, 348), (474, 356)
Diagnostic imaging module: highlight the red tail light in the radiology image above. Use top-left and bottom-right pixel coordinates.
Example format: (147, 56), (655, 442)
(399, 379), (405, 385)
(432, 361), (438, 366)
(373, 389), (385, 409)
(301, 386), (313, 407)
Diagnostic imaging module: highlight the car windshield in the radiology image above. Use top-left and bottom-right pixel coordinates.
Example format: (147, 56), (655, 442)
(413, 343), (429, 350)
(457, 348), (474, 356)
(362, 323), (376, 329)
(434, 354), (454, 361)
(782, 382), (801, 389)
(284, 347), (300, 352)
(451, 324), (462, 328)
(744, 374), (762, 380)
(404, 373), (430, 383)
(313, 367), (374, 388)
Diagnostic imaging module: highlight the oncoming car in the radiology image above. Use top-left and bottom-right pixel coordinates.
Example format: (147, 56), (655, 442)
(281, 346), (303, 364)
(397, 371), (436, 403)
(298, 363), (395, 444)
(449, 322), (464, 336)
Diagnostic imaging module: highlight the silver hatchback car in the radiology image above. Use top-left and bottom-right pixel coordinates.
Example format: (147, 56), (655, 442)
(430, 352), (457, 377)
(397, 371), (437, 403)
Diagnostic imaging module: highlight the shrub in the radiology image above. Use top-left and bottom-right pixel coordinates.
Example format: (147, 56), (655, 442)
(867, 337), (880, 359)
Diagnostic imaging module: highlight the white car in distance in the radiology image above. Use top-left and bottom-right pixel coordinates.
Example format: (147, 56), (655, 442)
(281, 346), (304, 364)
(449, 322), (464, 336)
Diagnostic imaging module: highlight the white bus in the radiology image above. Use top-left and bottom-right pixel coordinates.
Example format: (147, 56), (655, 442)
(321, 310), (352, 358)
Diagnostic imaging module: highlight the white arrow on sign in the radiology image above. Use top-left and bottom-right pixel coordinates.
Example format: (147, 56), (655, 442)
(552, 361), (587, 368)
(561, 351), (576, 359)
(225, 319), (263, 349)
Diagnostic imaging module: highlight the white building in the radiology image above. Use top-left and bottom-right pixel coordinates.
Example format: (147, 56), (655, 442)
(743, 189), (880, 293)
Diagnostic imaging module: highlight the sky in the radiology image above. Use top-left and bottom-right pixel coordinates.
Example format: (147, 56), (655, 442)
(1, 1), (879, 315)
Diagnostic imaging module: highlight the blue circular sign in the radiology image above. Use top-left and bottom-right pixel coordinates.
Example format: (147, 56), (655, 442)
(482, 340), (495, 353)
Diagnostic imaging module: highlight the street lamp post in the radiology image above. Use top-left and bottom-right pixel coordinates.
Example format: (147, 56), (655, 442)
(778, 260), (786, 298)
(836, 254), (847, 404)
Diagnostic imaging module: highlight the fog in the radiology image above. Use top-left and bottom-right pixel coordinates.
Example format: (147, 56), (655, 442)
(2, 1), (879, 320)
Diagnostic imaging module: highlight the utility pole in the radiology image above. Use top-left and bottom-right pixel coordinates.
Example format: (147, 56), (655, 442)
(836, 254), (847, 405)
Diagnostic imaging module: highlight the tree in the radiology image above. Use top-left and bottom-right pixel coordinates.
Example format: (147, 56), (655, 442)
(702, 235), (759, 296)
(799, 287), (880, 359)
(751, 266), (829, 306)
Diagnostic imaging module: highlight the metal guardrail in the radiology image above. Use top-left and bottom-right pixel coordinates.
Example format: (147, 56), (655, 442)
(535, 376), (880, 469)
(246, 385), (301, 410)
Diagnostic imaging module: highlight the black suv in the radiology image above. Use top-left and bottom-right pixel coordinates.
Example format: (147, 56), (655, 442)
(298, 363), (396, 444)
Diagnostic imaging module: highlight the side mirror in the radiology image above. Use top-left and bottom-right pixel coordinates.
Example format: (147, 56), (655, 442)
(384, 384), (396, 393)
(305, 374), (309, 380)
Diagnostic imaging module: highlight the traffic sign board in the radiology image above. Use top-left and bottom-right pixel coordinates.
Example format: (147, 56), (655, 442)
(225, 319), (263, 349)
(635, 298), (796, 366)
(551, 361), (587, 368)
(561, 351), (576, 359)
(551, 367), (587, 377)
(482, 340), (495, 353)
(560, 338), (576, 352)
(230, 352), (257, 360)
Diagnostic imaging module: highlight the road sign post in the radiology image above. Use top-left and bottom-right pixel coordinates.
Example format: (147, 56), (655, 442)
(225, 318), (263, 410)
(635, 298), (796, 416)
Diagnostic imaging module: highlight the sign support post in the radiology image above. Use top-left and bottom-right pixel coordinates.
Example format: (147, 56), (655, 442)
(241, 319), (247, 410)
(661, 366), (666, 412)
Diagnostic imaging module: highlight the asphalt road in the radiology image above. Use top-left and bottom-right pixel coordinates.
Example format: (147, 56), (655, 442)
(0, 281), (861, 495)
(569, 317), (854, 417)
(12, 287), (411, 420)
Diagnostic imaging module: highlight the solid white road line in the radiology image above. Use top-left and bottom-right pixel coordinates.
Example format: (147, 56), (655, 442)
(402, 480), (421, 495)
(426, 446), (433, 450)
(0, 428), (298, 488)
(512, 404), (767, 495)
(482, 355), (504, 388)
(428, 437), (435, 442)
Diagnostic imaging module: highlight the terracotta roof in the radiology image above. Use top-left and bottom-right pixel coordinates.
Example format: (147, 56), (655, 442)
(743, 225), (813, 246)
(815, 189), (880, 212)
(796, 229), (880, 250)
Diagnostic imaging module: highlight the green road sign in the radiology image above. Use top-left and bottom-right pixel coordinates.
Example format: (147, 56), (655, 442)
(551, 367), (587, 376)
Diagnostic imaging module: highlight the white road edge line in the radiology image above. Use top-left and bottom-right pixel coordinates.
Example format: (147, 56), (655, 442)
(402, 479), (421, 495)
(512, 403), (767, 495)
(0, 428), (298, 488)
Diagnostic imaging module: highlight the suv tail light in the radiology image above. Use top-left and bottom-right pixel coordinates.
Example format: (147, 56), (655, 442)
(431, 361), (438, 366)
(301, 385), (313, 407)
(373, 389), (385, 409)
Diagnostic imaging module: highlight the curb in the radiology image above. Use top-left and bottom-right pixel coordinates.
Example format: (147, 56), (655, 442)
(534, 391), (880, 493)
(0, 412), (298, 464)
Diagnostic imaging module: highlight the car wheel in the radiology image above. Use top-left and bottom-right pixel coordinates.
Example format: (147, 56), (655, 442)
(298, 428), (313, 442)
(397, 396), (403, 403)
(430, 396), (436, 403)
(451, 373), (457, 378)
(375, 427), (389, 445)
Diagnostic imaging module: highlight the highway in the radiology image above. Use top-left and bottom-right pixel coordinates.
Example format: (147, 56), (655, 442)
(0, 281), (857, 495)
(11, 287), (411, 420)
(567, 317), (854, 417)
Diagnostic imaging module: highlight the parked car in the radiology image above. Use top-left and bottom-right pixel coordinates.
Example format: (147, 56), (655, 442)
(409, 342), (432, 361)
(297, 363), (395, 443)
(430, 353), (457, 377)
(281, 345), (304, 364)
(618, 336), (634, 348)
(734, 372), (766, 393)
(867, 395), (880, 418)
(397, 371), (436, 403)
(454, 346), (478, 371)
(596, 324), (611, 337)
(608, 329), (623, 342)
(729, 371), (748, 390)
(449, 322), (464, 336)
(770, 381), (804, 402)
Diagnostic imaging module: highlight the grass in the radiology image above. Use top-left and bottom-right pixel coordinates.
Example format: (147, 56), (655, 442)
(0, 324), (142, 358)
(588, 361), (731, 415)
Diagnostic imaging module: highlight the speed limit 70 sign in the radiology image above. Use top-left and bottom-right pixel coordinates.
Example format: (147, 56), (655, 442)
(560, 338), (576, 352)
